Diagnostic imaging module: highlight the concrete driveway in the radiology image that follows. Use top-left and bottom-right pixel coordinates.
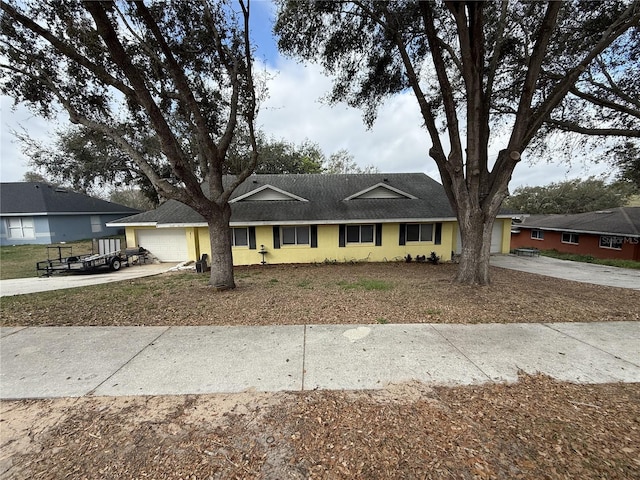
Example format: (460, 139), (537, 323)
(0, 263), (177, 297)
(490, 254), (640, 290)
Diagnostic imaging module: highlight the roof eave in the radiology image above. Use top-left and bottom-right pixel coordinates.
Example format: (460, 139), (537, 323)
(519, 225), (640, 237)
(106, 221), (158, 227)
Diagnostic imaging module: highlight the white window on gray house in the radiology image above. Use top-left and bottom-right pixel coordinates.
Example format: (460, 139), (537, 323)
(561, 232), (579, 244)
(281, 226), (310, 245)
(599, 235), (623, 250)
(6, 217), (35, 239)
(346, 224), (374, 244)
(405, 223), (434, 242)
(231, 227), (248, 247)
(531, 229), (544, 240)
(91, 215), (102, 233)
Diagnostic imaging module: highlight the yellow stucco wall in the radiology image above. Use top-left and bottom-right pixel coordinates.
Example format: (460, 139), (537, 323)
(498, 218), (512, 254)
(124, 226), (143, 248)
(130, 219), (510, 264)
(451, 218), (512, 255)
(196, 222), (457, 266)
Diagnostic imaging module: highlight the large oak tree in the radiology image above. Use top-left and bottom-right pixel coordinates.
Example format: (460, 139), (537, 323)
(1, 0), (260, 289)
(275, 0), (640, 284)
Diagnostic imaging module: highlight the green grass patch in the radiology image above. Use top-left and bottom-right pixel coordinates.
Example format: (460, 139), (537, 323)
(0, 238), (122, 280)
(540, 250), (640, 270)
(337, 278), (394, 291)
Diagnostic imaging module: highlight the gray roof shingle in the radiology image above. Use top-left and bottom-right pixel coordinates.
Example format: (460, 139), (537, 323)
(520, 207), (640, 237)
(114, 173), (461, 226)
(1, 182), (140, 216)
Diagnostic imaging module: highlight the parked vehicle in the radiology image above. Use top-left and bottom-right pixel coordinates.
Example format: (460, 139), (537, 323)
(36, 238), (148, 276)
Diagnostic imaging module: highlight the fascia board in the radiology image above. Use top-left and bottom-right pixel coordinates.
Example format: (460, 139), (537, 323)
(156, 223), (208, 228)
(3, 211), (136, 216)
(107, 221), (158, 227)
(227, 217), (458, 227)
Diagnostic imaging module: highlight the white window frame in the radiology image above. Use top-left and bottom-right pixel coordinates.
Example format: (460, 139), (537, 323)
(281, 226), (310, 246)
(599, 235), (623, 250)
(231, 227), (249, 247)
(346, 224), (375, 244)
(6, 217), (35, 239)
(561, 232), (579, 245)
(90, 215), (103, 233)
(531, 229), (544, 240)
(405, 223), (434, 243)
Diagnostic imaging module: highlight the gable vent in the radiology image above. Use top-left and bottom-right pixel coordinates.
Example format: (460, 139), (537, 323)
(344, 182), (417, 201)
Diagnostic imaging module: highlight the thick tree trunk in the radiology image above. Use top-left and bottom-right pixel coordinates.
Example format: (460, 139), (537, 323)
(207, 204), (235, 289)
(455, 208), (496, 285)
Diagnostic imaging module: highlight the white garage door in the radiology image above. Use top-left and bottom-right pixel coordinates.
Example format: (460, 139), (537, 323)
(136, 229), (188, 262)
(490, 222), (503, 253)
(455, 222), (504, 254)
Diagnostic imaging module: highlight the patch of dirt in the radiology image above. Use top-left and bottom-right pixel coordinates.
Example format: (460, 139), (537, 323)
(2, 263), (639, 478)
(1, 263), (639, 326)
(2, 375), (639, 479)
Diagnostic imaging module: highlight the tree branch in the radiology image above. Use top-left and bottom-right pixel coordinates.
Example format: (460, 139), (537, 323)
(570, 84), (640, 117)
(82, 0), (205, 207)
(522, 0), (640, 147)
(41, 74), (186, 202)
(133, 1), (219, 174)
(509, 1), (562, 145)
(545, 119), (640, 137)
(220, 0), (260, 204)
(0, 1), (136, 99)
(417, 2), (464, 174)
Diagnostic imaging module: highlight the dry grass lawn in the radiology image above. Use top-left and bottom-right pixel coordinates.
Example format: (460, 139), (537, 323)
(1, 262), (639, 326)
(1, 262), (639, 479)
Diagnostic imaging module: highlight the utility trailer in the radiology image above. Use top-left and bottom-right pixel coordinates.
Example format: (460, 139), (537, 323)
(36, 238), (133, 277)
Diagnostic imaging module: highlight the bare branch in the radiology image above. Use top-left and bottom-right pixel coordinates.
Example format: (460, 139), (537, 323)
(522, 1), (640, 147)
(82, 0), (204, 205)
(219, 0), (259, 204)
(545, 119), (640, 137)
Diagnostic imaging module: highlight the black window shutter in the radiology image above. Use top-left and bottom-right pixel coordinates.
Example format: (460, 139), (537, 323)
(248, 227), (256, 250)
(398, 223), (406, 246)
(338, 225), (345, 247)
(273, 226), (280, 249)
(375, 223), (382, 246)
(435, 223), (442, 245)
(311, 225), (318, 248)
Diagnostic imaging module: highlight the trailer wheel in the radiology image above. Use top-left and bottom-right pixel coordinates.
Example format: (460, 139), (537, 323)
(110, 258), (122, 271)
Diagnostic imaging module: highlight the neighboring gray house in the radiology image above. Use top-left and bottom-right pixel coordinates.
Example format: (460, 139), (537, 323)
(1, 182), (140, 246)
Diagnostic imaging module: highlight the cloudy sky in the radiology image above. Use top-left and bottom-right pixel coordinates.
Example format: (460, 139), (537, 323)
(0, 0), (611, 190)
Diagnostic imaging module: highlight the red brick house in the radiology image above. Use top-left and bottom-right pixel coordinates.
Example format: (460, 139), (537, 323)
(510, 207), (640, 262)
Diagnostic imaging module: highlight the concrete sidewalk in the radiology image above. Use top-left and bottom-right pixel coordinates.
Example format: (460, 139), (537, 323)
(1, 322), (638, 399)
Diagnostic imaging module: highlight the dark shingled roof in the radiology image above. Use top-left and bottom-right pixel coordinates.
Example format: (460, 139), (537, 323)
(1, 182), (140, 216)
(114, 173), (465, 226)
(519, 207), (640, 237)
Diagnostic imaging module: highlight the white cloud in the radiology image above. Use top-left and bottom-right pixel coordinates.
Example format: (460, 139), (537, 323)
(259, 59), (439, 178)
(0, 98), (48, 182)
